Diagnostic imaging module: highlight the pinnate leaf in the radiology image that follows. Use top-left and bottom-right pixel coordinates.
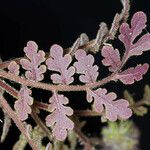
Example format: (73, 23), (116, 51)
(74, 49), (99, 83)
(116, 63), (149, 84)
(124, 90), (134, 105)
(133, 106), (148, 116)
(119, 11), (150, 57)
(14, 86), (33, 121)
(45, 92), (74, 141)
(87, 88), (132, 121)
(20, 41), (46, 81)
(74, 49), (132, 121)
(8, 61), (20, 76)
(12, 133), (27, 150)
(129, 33), (150, 56)
(124, 90), (147, 116)
(101, 46), (121, 72)
(46, 44), (75, 84)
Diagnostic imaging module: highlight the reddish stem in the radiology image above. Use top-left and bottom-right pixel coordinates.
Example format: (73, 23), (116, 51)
(0, 96), (38, 150)
(0, 70), (117, 92)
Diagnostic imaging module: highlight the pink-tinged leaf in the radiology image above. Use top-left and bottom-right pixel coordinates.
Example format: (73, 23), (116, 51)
(130, 11), (147, 41)
(129, 33), (150, 56)
(45, 92), (74, 141)
(87, 88), (132, 121)
(119, 11), (147, 49)
(8, 61), (20, 76)
(119, 11), (150, 57)
(101, 46), (121, 72)
(20, 41), (46, 81)
(14, 86), (33, 121)
(46, 44), (75, 85)
(74, 49), (99, 83)
(116, 63), (149, 84)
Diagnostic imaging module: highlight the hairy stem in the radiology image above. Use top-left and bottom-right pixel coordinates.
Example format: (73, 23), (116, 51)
(0, 96), (38, 150)
(0, 80), (101, 118)
(1, 79), (135, 119)
(34, 101), (49, 111)
(74, 110), (100, 117)
(34, 101), (101, 117)
(0, 79), (18, 97)
(0, 70), (117, 92)
(0, 58), (22, 69)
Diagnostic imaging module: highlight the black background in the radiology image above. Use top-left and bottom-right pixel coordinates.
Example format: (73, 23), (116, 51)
(0, 0), (150, 150)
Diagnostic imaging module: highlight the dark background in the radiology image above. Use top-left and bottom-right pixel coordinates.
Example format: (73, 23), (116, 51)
(0, 0), (150, 150)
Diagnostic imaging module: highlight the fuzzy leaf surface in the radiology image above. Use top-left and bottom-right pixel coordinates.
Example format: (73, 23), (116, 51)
(87, 88), (132, 121)
(46, 92), (74, 141)
(20, 41), (46, 81)
(8, 61), (20, 76)
(101, 46), (121, 72)
(46, 44), (75, 84)
(116, 63), (149, 84)
(119, 11), (150, 57)
(14, 86), (33, 121)
(74, 49), (99, 83)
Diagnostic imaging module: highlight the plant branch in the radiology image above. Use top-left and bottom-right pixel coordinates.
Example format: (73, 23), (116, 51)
(0, 79), (53, 142)
(1, 79), (135, 119)
(0, 79), (18, 98)
(74, 110), (100, 117)
(33, 101), (101, 117)
(34, 101), (49, 111)
(0, 80), (101, 118)
(0, 58), (22, 69)
(0, 70), (117, 92)
(1, 79), (147, 119)
(0, 96), (38, 150)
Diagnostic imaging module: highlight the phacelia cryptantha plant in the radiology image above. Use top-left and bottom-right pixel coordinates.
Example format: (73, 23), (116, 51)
(0, 0), (150, 149)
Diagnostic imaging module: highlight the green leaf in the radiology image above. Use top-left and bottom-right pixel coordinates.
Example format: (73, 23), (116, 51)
(143, 85), (150, 105)
(12, 125), (46, 150)
(124, 90), (134, 105)
(0, 113), (11, 142)
(133, 106), (148, 116)
(0, 88), (12, 143)
(68, 131), (78, 150)
(13, 134), (27, 150)
(53, 140), (69, 150)
(31, 126), (46, 149)
(102, 121), (139, 150)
